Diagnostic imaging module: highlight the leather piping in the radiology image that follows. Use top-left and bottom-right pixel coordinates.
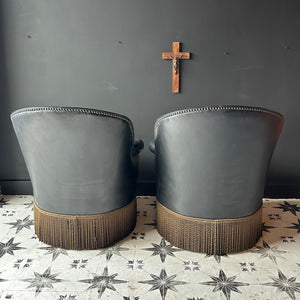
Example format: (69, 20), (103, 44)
(11, 106), (135, 141)
(154, 105), (284, 131)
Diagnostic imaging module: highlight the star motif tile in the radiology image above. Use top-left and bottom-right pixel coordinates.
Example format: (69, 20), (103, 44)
(79, 266), (127, 298)
(143, 238), (182, 263)
(0, 237), (25, 259)
(274, 201), (300, 216)
(251, 240), (286, 264)
(200, 269), (249, 300)
(262, 270), (300, 300)
(38, 246), (68, 261)
(139, 269), (187, 300)
(0, 196), (299, 299)
(23, 267), (63, 296)
(6, 215), (34, 234)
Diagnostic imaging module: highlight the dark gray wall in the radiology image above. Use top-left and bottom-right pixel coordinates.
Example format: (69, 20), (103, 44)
(1, 0), (300, 195)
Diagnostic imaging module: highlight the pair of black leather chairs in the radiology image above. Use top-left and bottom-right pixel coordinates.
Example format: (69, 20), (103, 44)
(11, 105), (283, 254)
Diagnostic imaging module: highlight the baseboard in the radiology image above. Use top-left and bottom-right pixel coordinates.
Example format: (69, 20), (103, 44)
(263, 184), (300, 198)
(136, 180), (156, 195)
(0, 180), (33, 195)
(1, 180), (300, 198)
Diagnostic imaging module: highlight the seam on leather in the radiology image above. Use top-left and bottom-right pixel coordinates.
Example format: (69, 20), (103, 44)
(11, 106), (134, 140)
(154, 105), (283, 130)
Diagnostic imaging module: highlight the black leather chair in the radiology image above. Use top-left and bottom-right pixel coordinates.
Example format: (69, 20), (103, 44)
(150, 105), (283, 254)
(11, 106), (144, 250)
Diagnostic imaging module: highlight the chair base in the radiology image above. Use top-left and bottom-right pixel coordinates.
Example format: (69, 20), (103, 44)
(157, 201), (262, 254)
(33, 198), (136, 250)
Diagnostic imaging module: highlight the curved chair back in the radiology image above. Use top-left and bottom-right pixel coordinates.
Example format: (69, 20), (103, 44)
(11, 106), (143, 249)
(152, 105), (283, 254)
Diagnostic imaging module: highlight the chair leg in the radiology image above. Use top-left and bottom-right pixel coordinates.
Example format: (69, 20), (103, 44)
(33, 198), (136, 250)
(156, 201), (262, 254)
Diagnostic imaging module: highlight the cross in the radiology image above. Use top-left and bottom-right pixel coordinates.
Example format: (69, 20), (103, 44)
(162, 42), (191, 93)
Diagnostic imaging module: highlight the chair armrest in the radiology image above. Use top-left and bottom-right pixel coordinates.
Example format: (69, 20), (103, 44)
(149, 140), (155, 154)
(132, 138), (144, 156)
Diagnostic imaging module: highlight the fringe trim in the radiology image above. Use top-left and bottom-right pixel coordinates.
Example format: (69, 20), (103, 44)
(34, 199), (136, 250)
(157, 202), (262, 254)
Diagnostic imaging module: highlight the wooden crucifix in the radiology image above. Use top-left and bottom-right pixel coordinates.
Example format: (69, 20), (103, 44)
(162, 42), (191, 93)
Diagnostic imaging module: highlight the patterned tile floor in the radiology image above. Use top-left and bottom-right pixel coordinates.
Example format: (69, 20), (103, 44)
(0, 195), (299, 300)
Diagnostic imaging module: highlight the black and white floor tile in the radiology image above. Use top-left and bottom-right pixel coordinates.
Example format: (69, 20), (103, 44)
(0, 195), (299, 299)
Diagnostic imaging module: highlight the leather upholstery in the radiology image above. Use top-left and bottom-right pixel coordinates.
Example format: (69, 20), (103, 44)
(151, 106), (283, 219)
(11, 106), (144, 215)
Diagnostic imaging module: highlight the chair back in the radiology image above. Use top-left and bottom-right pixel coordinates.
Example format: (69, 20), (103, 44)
(11, 107), (137, 215)
(154, 106), (283, 219)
